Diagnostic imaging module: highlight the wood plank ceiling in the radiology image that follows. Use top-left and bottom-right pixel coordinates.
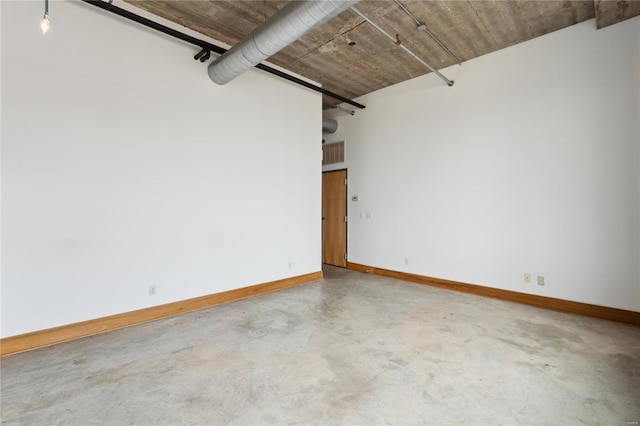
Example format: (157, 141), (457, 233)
(125, 0), (639, 109)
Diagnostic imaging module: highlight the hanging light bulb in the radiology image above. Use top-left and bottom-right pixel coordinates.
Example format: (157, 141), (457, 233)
(40, 0), (50, 34)
(40, 13), (50, 34)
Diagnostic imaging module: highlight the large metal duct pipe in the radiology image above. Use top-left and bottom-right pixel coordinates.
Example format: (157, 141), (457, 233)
(208, 0), (359, 85)
(323, 117), (338, 134)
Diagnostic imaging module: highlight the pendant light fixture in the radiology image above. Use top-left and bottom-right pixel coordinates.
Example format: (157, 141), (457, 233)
(40, 0), (50, 34)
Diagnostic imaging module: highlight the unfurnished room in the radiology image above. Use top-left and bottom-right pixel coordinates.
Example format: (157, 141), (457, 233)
(1, 0), (639, 424)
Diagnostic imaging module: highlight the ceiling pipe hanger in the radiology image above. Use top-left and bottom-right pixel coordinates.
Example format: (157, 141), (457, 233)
(393, 0), (462, 66)
(79, 0), (366, 110)
(350, 6), (454, 87)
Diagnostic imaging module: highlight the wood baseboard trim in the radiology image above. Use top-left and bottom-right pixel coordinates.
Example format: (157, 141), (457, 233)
(347, 262), (640, 325)
(1, 271), (323, 357)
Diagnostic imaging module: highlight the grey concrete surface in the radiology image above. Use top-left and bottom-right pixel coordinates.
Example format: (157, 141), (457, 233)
(127, 0), (603, 109)
(2, 266), (639, 425)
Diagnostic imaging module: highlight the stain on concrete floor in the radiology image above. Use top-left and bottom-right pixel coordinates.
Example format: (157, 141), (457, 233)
(1, 266), (639, 425)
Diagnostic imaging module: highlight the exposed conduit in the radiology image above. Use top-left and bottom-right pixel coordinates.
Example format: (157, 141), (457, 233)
(208, 0), (360, 86)
(393, 0), (462, 66)
(335, 105), (355, 116)
(350, 6), (454, 87)
(79, 0), (366, 110)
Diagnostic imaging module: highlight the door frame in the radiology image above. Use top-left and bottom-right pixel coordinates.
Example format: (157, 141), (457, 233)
(322, 168), (348, 267)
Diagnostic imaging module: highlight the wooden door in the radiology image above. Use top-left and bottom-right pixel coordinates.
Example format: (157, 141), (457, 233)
(322, 170), (347, 267)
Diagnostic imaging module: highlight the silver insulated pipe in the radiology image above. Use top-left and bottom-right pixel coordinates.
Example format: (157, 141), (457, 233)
(208, 0), (360, 85)
(323, 117), (338, 134)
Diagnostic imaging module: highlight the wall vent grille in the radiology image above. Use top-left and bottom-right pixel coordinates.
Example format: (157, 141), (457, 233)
(322, 141), (344, 165)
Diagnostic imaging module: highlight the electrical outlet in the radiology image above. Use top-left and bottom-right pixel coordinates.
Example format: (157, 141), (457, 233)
(405, 257), (409, 266)
(537, 276), (545, 286)
(149, 285), (157, 296)
(288, 262), (292, 270)
(524, 273), (531, 283)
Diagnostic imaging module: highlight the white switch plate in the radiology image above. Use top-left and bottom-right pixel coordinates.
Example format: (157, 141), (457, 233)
(524, 273), (531, 283)
(537, 276), (545, 286)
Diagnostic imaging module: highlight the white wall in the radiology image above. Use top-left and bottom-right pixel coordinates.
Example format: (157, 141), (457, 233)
(325, 17), (640, 311)
(1, 1), (322, 337)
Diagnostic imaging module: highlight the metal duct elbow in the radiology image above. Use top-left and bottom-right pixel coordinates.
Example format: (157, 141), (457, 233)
(208, 0), (360, 85)
(323, 117), (338, 134)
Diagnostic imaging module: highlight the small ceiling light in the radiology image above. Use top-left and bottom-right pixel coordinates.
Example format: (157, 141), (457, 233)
(199, 49), (211, 63)
(40, 0), (50, 34)
(194, 47), (210, 62)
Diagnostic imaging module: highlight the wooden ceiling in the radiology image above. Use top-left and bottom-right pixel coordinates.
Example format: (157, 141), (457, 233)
(125, 0), (640, 109)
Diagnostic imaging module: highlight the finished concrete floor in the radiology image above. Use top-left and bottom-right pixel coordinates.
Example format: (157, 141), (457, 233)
(1, 266), (639, 425)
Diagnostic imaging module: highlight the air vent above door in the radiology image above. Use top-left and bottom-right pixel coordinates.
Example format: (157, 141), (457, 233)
(322, 141), (344, 165)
